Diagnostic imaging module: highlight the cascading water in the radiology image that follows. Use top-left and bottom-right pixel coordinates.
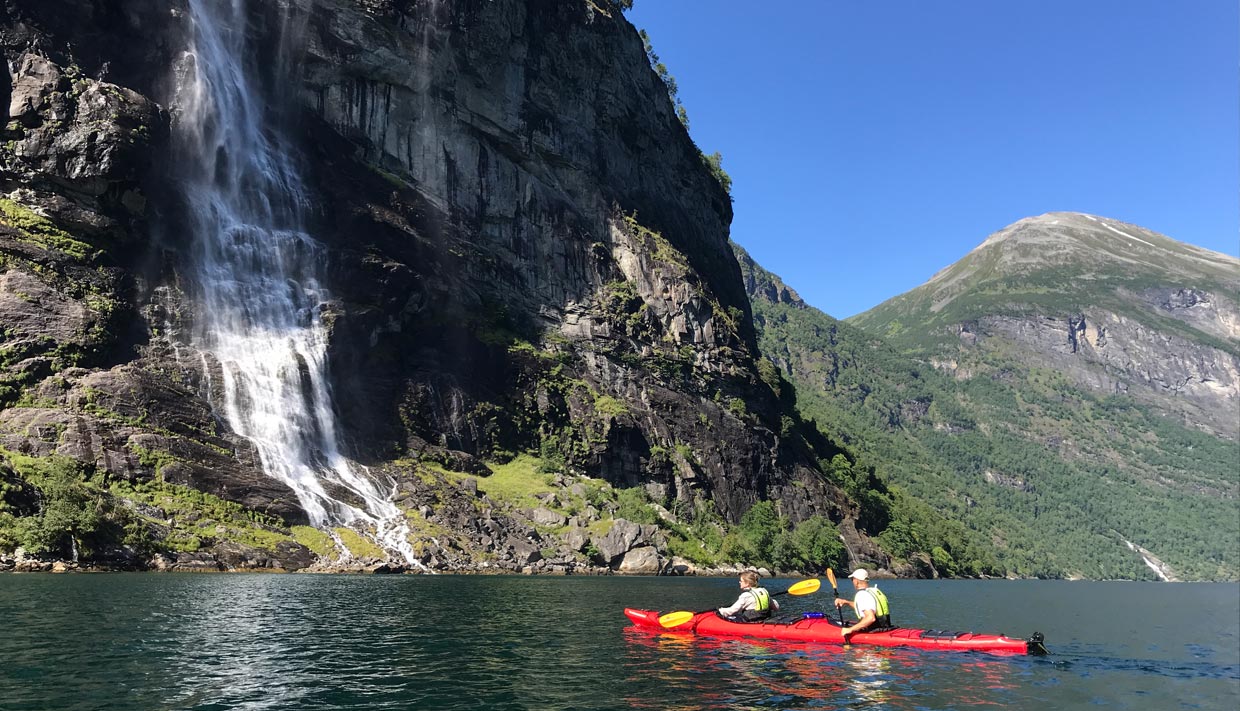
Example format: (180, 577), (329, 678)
(171, 0), (419, 567)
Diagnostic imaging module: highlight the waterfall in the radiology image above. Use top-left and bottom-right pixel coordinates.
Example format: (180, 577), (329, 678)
(171, 0), (419, 567)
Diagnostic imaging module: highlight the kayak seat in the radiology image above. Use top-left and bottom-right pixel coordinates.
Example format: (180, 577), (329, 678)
(919, 629), (968, 640)
(724, 610), (783, 623)
(765, 613), (808, 626)
(816, 617), (896, 634)
(719, 612), (804, 625)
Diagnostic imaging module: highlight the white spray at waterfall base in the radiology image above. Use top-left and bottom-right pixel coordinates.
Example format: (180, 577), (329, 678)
(171, 0), (423, 569)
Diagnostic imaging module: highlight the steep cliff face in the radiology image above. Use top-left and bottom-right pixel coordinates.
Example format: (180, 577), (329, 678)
(1, 0), (857, 572)
(0, 2), (310, 545)
(279, 0), (844, 522)
(969, 304), (1238, 438)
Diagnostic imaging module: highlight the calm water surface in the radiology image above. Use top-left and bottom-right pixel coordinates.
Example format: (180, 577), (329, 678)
(0, 575), (1236, 710)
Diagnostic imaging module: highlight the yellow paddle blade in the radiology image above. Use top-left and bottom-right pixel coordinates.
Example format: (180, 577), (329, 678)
(658, 610), (698, 628)
(787, 578), (821, 596)
(826, 568), (838, 589)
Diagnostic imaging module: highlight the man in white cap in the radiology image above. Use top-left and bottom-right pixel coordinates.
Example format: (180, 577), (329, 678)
(833, 568), (891, 636)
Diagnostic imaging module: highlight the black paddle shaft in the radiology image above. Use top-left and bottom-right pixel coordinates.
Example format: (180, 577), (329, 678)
(828, 574), (848, 630)
(706, 585), (802, 616)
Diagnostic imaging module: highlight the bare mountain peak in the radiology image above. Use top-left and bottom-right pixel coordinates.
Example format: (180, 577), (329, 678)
(925, 212), (1239, 294)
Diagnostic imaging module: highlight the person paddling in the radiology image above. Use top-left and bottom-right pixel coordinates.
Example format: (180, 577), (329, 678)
(718, 570), (780, 622)
(833, 568), (891, 635)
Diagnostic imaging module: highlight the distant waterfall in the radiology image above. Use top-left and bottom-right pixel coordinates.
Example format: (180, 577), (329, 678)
(171, 0), (417, 566)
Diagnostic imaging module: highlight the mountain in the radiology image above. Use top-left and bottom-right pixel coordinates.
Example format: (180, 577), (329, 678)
(0, 0), (873, 574)
(740, 213), (1239, 581)
(5, 2), (1231, 582)
(851, 212), (1239, 438)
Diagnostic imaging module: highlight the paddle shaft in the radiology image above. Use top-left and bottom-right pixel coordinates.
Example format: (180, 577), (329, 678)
(826, 568), (849, 635)
(687, 585), (800, 616)
(658, 578), (822, 627)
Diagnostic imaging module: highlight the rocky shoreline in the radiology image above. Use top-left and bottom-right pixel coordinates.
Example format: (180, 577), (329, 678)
(0, 547), (783, 578)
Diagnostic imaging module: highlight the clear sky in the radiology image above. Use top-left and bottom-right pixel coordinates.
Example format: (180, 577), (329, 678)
(626, 1), (1239, 319)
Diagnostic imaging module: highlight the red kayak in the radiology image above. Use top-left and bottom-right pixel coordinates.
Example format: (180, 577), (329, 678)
(624, 608), (1047, 655)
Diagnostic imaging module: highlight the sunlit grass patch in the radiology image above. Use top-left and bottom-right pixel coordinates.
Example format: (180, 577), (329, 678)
(291, 525), (335, 558)
(334, 527), (385, 560)
(439, 454), (557, 509)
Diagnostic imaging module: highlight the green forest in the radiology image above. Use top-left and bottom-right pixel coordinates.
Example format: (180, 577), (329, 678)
(739, 245), (1238, 582)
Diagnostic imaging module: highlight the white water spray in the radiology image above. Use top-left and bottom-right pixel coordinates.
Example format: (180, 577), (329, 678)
(172, 0), (419, 567)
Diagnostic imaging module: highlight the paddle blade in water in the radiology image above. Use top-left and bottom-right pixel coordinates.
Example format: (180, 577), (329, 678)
(658, 610), (697, 628)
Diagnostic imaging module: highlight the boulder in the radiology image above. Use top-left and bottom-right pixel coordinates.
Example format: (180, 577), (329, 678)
(617, 546), (660, 575)
(529, 507), (567, 527)
(593, 518), (642, 565)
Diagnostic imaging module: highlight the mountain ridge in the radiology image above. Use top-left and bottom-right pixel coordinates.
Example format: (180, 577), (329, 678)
(740, 212), (1239, 580)
(849, 210), (1239, 439)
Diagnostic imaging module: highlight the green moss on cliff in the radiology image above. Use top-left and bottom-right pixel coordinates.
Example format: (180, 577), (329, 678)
(0, 198), (97, 261)
(623, 212), (688, 269)
(109, 478), (294, 556)
(470, 454), (557, 508)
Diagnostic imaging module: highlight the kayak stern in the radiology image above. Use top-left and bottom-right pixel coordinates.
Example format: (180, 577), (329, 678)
(1026, 631), (1049, 655)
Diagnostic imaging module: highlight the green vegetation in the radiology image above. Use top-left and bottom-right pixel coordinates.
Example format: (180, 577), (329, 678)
(636, 28), (732, 197)
(428, 450), (841, 573)
(465, 454), (559, 509)
(0, 198), (97, 261)
(108, 478), (293, 555)
(0, 449), (330, 565)
(738, 243), (1239, 581)
(715, 501), (848, 573)
(623, 211), (690, 269)
(638, 29), (689, 129)
(334, 528), (386, 560)
(291, 526), (336, 558)
(701, 151), (733, 195)
(0, 454), (124, 558)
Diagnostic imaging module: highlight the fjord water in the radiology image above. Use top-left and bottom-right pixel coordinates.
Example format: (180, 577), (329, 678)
(172, 0), (413, 561)
(1, 576), (1235, 710)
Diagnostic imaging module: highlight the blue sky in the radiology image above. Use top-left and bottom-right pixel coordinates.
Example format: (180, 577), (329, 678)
(626, 1), (1239, 319)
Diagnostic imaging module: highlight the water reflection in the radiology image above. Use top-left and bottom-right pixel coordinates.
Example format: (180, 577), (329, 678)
(844, 648), (894, 706)
(2, 577), (1235, 711)
(622, 625), (1028, 710)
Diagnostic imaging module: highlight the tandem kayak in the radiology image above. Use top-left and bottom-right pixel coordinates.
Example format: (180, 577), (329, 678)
(624, 608), (1048, 655)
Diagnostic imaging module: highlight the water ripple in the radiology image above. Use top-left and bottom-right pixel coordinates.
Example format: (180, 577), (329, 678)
(1, 576), (1237, 711)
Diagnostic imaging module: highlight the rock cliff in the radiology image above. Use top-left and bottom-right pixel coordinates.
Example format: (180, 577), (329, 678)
(1, 0), (862, 573)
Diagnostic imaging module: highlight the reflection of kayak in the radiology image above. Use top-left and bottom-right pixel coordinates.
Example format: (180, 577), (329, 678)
(624, 608), (1048, 655)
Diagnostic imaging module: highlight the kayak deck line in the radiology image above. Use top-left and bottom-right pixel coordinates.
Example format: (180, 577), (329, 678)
(624, 608), (1048, 656)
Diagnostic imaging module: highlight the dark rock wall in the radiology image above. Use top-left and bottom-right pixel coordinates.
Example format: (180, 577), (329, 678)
(0, 0), (306, 527)
(1, 0), (857, 548)
(283, 0), (847, 524)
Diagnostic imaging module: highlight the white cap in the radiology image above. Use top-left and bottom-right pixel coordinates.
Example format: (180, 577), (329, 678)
(848, 568), (869, 581)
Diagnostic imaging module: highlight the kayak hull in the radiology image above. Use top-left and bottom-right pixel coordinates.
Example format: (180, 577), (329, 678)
(624, 608), (1046, 655)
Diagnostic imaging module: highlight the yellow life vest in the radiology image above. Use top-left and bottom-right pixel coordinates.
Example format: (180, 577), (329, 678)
(861, 587), (891, 627)
(751, 587), (772, 611)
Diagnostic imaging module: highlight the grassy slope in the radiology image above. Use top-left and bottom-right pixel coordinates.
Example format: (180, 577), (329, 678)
(738, 235), (1238, 581)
